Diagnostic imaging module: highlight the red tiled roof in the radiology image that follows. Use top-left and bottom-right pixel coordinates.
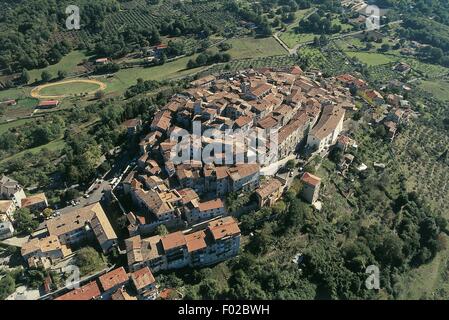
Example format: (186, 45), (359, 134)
(55, 281), (101, 300)
(38, 100), (59, 107)
(301, 172), (321, 187)
(98, 267), (128, 292)
(161, 231), (186, 251)
(131, 266), (156, 290)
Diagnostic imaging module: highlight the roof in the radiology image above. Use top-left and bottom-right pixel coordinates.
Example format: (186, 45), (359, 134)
(55, 281), (101, 300)
(46, 203), (116, 245)
(250, 83), (272, 97)
(228, 164), (259, 182)
(309, 104), (345, 140)
(185, 230), (207, 253)
(301, 172), (321, 187)
(255, 178), (283, 199)
(131, 266), (156, 290)
(207, 217), (241, 241)
(365, 90), (383, 100)
(198, 199), (223, 212)
(257, 115), (278, 130)
(98, 267), (128, 292)
(38, 100), (59, 107)
(122, 118), (141, 128)
(161, 231), (186, 251)
(234, 115), (252, 128)
(21, 235), (70, 257)
(0, 200), (14, 213)
(21, 193), (47, 208)
(151, 110), (171, 131)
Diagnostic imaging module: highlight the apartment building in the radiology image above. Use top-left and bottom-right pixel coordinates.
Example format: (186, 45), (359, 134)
(125, 217), (241, 272)
(307, 104), (345, 153)
(184, 198), (226, 224)
(43, 202), (117, 254)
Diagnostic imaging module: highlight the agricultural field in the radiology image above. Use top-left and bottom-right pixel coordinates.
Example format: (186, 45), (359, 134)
(279, 31), (316, 48)
(0, 118), (34, 135)
(418, 80), (449, 101)
(345, 51), (397, 66)
(104, 55), (207, 95)
(226, 37), (288, 59)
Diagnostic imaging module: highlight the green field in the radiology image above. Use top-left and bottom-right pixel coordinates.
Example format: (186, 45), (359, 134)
(280, 31), (315, 48)
(38, 81), (101, 96)
(28, 51), (89, 82)
(345, 51), (397, 66)
(419, 80), (449, 101)
(0, 87), (30, 101)
(0, 137), (66, 164)
(105, 55), (207, 94)
(0, 118), (33, 134)
(226, 37), (288, 59)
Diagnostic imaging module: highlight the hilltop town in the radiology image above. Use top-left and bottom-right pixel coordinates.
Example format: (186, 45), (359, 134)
(0, 62), (422, 300)
(1, 0), (449, 303)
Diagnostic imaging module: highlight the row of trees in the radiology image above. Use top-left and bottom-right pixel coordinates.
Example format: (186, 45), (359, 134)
(187, 51), (231, 69)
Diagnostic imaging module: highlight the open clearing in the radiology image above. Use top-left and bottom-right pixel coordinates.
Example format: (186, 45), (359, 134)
(28, 50), (89, 81)
(419, 80), (449, 101)
(226, 37), (288, 59)
(30, 79), (106, 99)
(345, 51), (397, 66)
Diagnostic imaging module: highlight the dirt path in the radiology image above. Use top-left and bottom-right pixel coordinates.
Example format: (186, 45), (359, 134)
(30, 79), (107, 99)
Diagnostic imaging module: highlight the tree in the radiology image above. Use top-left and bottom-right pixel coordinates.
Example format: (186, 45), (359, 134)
(285, 159), (295, 171)
(41, 71), (52, 83)
(379, 43), (390, 52)
(42, 208), (53, 218)
(75, 247), (106, 276)
(15, 208), (38, 234)
(57, 70), (67, 80)
(0, 274), (15, 299)
(95, 90), (105, 100)
(155, 224), (168, 236)
(19, 69), (30, 84)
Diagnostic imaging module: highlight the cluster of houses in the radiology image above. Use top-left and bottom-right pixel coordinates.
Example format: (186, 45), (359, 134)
(336, 73), (414, 141)
(0, 175), (48, 240)
(21, 202), (117, 269)
(55, 265), (158, 301)
(13, 65), (390, 300)
(121, 66), (355, 236)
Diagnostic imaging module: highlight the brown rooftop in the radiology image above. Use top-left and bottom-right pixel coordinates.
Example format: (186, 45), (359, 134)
(98, 267), (128, 292)
(301, 172), (321, 187)
(198, 199), (223, 212)
(207, 217), (241, 241)
(131, 266), (156, 290)
(161, 231), (186, 251)
(55, 281), (101, 300)
(185, 230), (207, 253)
